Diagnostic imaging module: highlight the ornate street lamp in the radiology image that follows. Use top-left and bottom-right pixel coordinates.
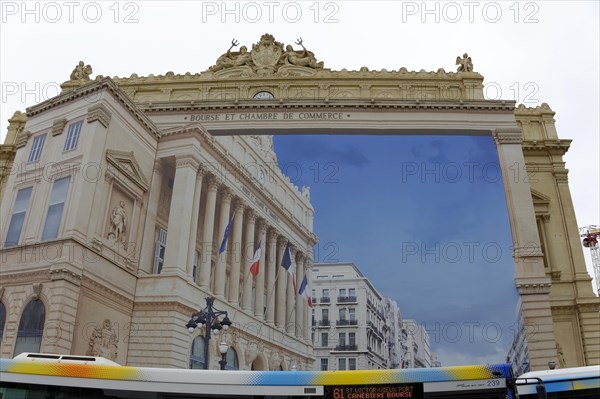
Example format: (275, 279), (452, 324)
(186, 297), (233, 369)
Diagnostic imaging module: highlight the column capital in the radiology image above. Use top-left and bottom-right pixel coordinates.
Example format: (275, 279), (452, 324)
(278, 236), (288, 247)
(207, 175), (220, 190)
(220, 187), (233, 202)
(245, 208), (257, 223)
(234, 198), (246, 213)
(257, 219), (268, 234)
(175, 155), (200, 171)
(267, 228), (278, 241)
(493, 128), (523, 144)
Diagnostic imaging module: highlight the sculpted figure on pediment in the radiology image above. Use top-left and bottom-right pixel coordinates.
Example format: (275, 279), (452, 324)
(210, 39), (254, 72)
(70, 61), (93, 81)
(456, 53), (473, 72)
(208, 34), (322, 75)
(281, 38), (324, 69)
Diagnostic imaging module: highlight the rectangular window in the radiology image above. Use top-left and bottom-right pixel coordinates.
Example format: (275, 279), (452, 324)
(322, 308), (329, 321)
(321, 333), (328, 347)
(154, 228), (167, 273)
(63, 121), (83, 151)
(339, 288), (346, 297)
(320, 358), (328, 371)
(349, 308), (356, 321)
(41, 177), (70, 240)
(322, 289), (329, 298)
(339, 332), (346, 346)
(4, 187), (33, 247)
(339, 308), (347, 321)
(193, 250), (199, 282)
(338, 358), (346, 370)
(349, 358), (356, 370)
(349, 288), (356, 297)
(349, 332), (356, 346)
(27, 134), (46, 162)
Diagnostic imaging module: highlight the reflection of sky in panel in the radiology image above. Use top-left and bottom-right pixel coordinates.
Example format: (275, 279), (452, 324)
(273, 134), (519, 366)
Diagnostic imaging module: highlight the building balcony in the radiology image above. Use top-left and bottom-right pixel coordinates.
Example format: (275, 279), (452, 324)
(336, 319), (358, 326)
(320, 297), (330, 303)
(318, 319), (330, 327)
(334, 344), (358, 351)
(337, 296), (357, 303)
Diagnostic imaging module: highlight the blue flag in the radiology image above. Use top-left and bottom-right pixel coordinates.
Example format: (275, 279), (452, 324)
(218, 214), (234, 254)
(281, 241), (293, 272)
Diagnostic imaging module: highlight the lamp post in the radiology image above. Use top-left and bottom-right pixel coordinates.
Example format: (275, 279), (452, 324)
(218, 341), (228, 370)
(186, 297), (232, 370)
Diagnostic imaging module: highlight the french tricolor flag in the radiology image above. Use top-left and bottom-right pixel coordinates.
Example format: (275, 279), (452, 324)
(298, 274), (312, 307)
(249, 240), (262, 277)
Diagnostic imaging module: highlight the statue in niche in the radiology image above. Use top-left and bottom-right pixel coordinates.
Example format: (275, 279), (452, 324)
(281, 37), (324, 69)
(210, 39), (253, 72)
(70, 61), (93, 81)
(108, 200), (127, 242)
(86, 319), (118, 360)
(455, 53), (473, 72)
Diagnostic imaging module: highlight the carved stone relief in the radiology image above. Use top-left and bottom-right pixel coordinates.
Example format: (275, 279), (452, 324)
(86, 319), (118, 360)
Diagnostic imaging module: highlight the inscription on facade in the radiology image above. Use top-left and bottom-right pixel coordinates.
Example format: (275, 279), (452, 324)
(188, 111), (346, 122)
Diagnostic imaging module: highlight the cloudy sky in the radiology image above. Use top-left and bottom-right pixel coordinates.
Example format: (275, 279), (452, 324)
(1, 1), (598, 364)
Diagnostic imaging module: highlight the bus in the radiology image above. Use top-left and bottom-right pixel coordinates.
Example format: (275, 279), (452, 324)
(517, 365), (600, 399)
(0, 352), (518, 399)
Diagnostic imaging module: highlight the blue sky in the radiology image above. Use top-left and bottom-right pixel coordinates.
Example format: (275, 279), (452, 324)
(273, 134), (519, 366)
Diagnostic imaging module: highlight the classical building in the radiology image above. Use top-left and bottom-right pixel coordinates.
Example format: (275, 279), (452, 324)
(0, 33), (598, 370)
(311, 263), (388, 370)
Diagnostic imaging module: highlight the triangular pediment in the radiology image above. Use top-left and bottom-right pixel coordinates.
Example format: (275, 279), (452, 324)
(106, 149), (149, 192)
(531, 189), (550, 204)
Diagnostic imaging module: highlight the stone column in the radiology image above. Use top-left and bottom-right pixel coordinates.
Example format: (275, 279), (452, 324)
(214, 188), (232, 297)
(295, 251), (305, 338)
(162, 155), (199, 276)
(186, 167), (204, 279)
(254, 220), (267, 318)
(265, 229), (277, 325)
(241, 210), (256, 311)
(275, 236), (287, 328)
(228, 200), (245, 305)
(494, 128), (557, 370)
(286, 246), (297, 332)
(199, 176), (218, 289)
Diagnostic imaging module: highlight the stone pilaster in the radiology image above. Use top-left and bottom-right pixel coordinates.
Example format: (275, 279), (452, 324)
(162, 155), (200, 276)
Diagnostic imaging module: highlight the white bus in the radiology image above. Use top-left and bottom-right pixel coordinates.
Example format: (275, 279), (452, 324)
(517, 365), (600, 399)
(0, 352), (519, 399)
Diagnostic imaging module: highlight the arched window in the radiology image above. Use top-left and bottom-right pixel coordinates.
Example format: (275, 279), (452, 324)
(225, 347), (239, 370)
(14, 300), (45, 356)
(190, 336), (206, 369)
(0, 302), (6, 343)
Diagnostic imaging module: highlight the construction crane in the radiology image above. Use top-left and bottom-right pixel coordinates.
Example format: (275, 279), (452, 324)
(579, 225), (600, 295)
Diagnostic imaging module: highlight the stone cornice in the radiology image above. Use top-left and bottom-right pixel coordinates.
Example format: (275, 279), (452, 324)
(28, 77), (160, 139)
(106, 149), (149, 192)
(139, 99), (515, 114)
(493, 128), (523, 144)
(0, 269), (50, 285)
(516, 281), (552, 295)
(521, 139), (571, 154)
(133, 300), (196, 316)
(514, 103), (555, 116)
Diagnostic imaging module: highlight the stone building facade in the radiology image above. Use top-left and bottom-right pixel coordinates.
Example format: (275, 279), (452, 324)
(0, 34), (598, 370)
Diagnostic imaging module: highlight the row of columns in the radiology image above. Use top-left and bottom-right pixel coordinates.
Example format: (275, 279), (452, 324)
(161, 155), (312, 340)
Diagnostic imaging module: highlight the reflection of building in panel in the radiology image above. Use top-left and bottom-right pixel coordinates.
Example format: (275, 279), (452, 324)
(0, 34), (597, 370)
